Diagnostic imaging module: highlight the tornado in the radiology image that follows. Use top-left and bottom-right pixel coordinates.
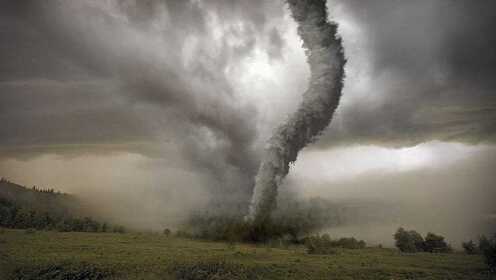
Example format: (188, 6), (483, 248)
(246, 0), (346, 224)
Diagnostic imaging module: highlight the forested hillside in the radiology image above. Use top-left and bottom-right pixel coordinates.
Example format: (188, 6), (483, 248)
(0, 178), (123, 232)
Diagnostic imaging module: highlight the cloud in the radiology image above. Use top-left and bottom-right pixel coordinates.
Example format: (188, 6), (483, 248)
(0, 0), (290, 207)
(313, 0), (496, 148)
(285, 142), (496, 245)
(4, 1), (494, 156)
(247, 0), (346, 223)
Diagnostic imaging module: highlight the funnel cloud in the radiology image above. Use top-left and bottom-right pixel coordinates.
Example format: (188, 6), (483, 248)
(247, 0), (345, 223)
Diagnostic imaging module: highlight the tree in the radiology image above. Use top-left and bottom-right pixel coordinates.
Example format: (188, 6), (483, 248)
(82, 217), (100, 232)
(304, 235), (336, 255)
(423, 232), (451, 253)
(112, 225), (126, 233)
(462, 240), (478, 255)
(394, 227), (424, 253)
(480, 235), (491, 252)
(13, 208), (32, 229)
(304, 234), (366, 254)
(479, 234), (496, 273)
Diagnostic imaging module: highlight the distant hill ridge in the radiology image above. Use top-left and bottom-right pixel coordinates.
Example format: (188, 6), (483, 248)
(0, 177), (124, 233)
(0, 177), (81, 216)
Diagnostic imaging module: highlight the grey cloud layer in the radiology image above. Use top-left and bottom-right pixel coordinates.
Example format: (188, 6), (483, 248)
(1, 0), (495, 159)
(0, 1), (282, 154)
(0, 0), (288, 204)
(317, 0), (496, 147)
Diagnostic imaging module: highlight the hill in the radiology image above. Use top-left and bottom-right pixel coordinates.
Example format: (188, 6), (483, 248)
(0, 178), (83, 215)
(0, 178), (121, 233)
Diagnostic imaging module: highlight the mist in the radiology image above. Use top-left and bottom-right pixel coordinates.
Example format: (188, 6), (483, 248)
(285, 142), (496, 246)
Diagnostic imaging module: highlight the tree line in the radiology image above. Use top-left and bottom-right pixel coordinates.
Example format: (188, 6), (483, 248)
(394, 227), (495, 273)
(0, 198), (125, 233)
(1, 177), (63, 194)
(0, 197), (125, 233)
(0, 178), (126, 233)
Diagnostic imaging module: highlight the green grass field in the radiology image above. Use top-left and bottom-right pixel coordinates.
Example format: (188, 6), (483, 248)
(0, 228), (490, 280)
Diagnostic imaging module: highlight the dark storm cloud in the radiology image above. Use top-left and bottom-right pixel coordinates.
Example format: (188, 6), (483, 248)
(0, 0), (287, 203)
(0, 1), (150, 156)
(2, 0), (495, 160)
(316, 0), (496, 147)
(0, 0), (279, 151)
(0, 1), (89, 81)
(0, 80), (147, 146)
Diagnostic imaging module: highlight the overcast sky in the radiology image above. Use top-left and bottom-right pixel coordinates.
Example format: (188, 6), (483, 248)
(0, 0), (495, 241)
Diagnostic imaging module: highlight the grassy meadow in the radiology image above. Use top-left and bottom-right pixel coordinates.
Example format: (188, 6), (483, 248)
(0, 228), (490, 280)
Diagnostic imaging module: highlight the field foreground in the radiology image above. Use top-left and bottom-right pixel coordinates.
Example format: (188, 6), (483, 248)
(0, 229), (489, 280)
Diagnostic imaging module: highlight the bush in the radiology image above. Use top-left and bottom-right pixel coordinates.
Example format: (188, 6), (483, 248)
(394, 228), (451, 253)
(479, 235), (491, 252)
(112, 225), (126, 233)
(163, 228), (171, 236)
(479, 234), (496, 273)
(305, 235), (336, 255)
(462, 240), (478, 255)
(424, 232), (452, 253)
(304, 234), (365, 255)
(394, 227), (424, 253)
(333, 237), (366, 249)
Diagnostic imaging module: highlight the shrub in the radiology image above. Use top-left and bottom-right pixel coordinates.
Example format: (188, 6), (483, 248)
(304, 234), (366, 254)
(112, 225), (126, 233)
(55, 221), (71, 232)
(479, 234), (496, 273)
(163, 228), (171, 236)
(394, 227), (424, 253)
(479, 235), (491, 252)
(101, 222), (108, 232)
(394, 227), (453, 253)
(305, 235), (336, 255)
(333, 237), (366, 249)
(424, 232), (452, 253)
(394, 228), (452, 253)
(462, 240), (478, 255)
